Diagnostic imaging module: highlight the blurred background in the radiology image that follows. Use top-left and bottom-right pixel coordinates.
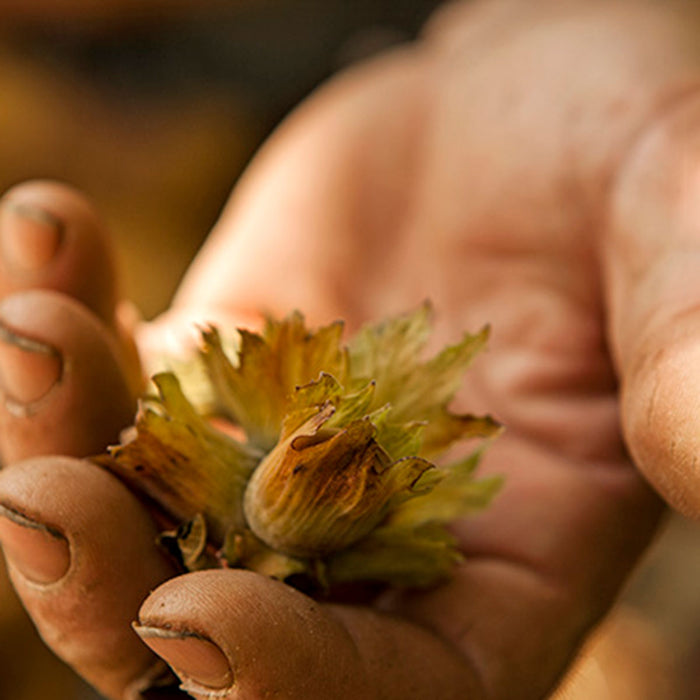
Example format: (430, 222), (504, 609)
(0, 1), (699, 698)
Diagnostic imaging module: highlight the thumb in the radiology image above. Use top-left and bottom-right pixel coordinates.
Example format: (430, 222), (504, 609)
(135, 570), (476, 700)
(134, 570), (372, 700)
(606, 90), (700, 515)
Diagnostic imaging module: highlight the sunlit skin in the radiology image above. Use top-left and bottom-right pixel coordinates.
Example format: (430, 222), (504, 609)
(1, 1), (700, 697)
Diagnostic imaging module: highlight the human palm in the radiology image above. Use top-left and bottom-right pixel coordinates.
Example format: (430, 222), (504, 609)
(1, 1), (699, 698)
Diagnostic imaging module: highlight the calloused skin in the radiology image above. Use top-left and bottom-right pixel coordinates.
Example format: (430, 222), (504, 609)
(2, 0), (700, 697)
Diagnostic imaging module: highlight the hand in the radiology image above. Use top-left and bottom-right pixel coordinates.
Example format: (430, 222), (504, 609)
(0, 0), (697, 697)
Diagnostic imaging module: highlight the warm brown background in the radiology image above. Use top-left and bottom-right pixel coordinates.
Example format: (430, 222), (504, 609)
(0, 2), (698, 698)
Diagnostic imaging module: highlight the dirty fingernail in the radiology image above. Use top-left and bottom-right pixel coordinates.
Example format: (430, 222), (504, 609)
(0, 200), (63, 273)
(0, 321), (62, 416)
(0, 503), (70, 584)
(134, 625), (233, 693)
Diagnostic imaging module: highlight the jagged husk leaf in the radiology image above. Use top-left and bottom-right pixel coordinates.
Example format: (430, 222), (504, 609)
(97, 306), (502, 590)
(200, 315), (348, 451)
(369, 407), (426, 460)
(326, 523), (462, 589)
(324, 446), (501, 588)
(347, 302), (432, 392)
(387, 448), (504, 529)
(94, 372), (262, 542)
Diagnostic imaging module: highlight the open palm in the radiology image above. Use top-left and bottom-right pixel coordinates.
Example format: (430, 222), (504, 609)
(1, 2), (699, 698)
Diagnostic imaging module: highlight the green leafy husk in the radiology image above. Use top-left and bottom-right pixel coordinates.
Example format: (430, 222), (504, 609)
(95, 304), (502, 589)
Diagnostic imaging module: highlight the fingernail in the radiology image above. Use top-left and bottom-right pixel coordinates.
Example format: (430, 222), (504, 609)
(0, 502), (70, 584)
(0, 199), (63, 273)
(0, 321), (63, 417)
(134, 625), (233, 694)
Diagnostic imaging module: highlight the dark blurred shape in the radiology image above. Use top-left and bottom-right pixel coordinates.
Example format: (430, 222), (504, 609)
(5, 1), (443, 127)
(0, 1), (444, 319)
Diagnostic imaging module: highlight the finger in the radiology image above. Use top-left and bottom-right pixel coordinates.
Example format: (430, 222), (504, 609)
(0, 180), (142, 400)
(0, 456), (179, 700)
(0, 290), (135, 463)
(605, 91), (700, 515)
(164, 41), (429, 335)
(136, 50), (414, 360)
(135, 569), (477, 700)
(0, 180), (119, 325)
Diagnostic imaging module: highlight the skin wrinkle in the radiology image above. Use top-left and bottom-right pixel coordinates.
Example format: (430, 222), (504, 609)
(400, 558), (589, 700)
(459, 532), (652, 695)
(327, 603), (481, 700)
(433, 5), (691, 211)
(462, 447), (647, 573)
(445, 268), (621, 460)
(602, 92), (700, 378)
(603, 79), (700, 229)
(643, 356), (662, 435)
(604, 108), (700, 326)
(625, 335), (700, 514)
(321, 607), (387, 700)
(427, 5), (700, 272)
(628, 276), (700, 348)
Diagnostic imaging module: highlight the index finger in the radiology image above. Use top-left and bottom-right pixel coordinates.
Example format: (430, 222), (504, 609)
(605, 90), (700, 515)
